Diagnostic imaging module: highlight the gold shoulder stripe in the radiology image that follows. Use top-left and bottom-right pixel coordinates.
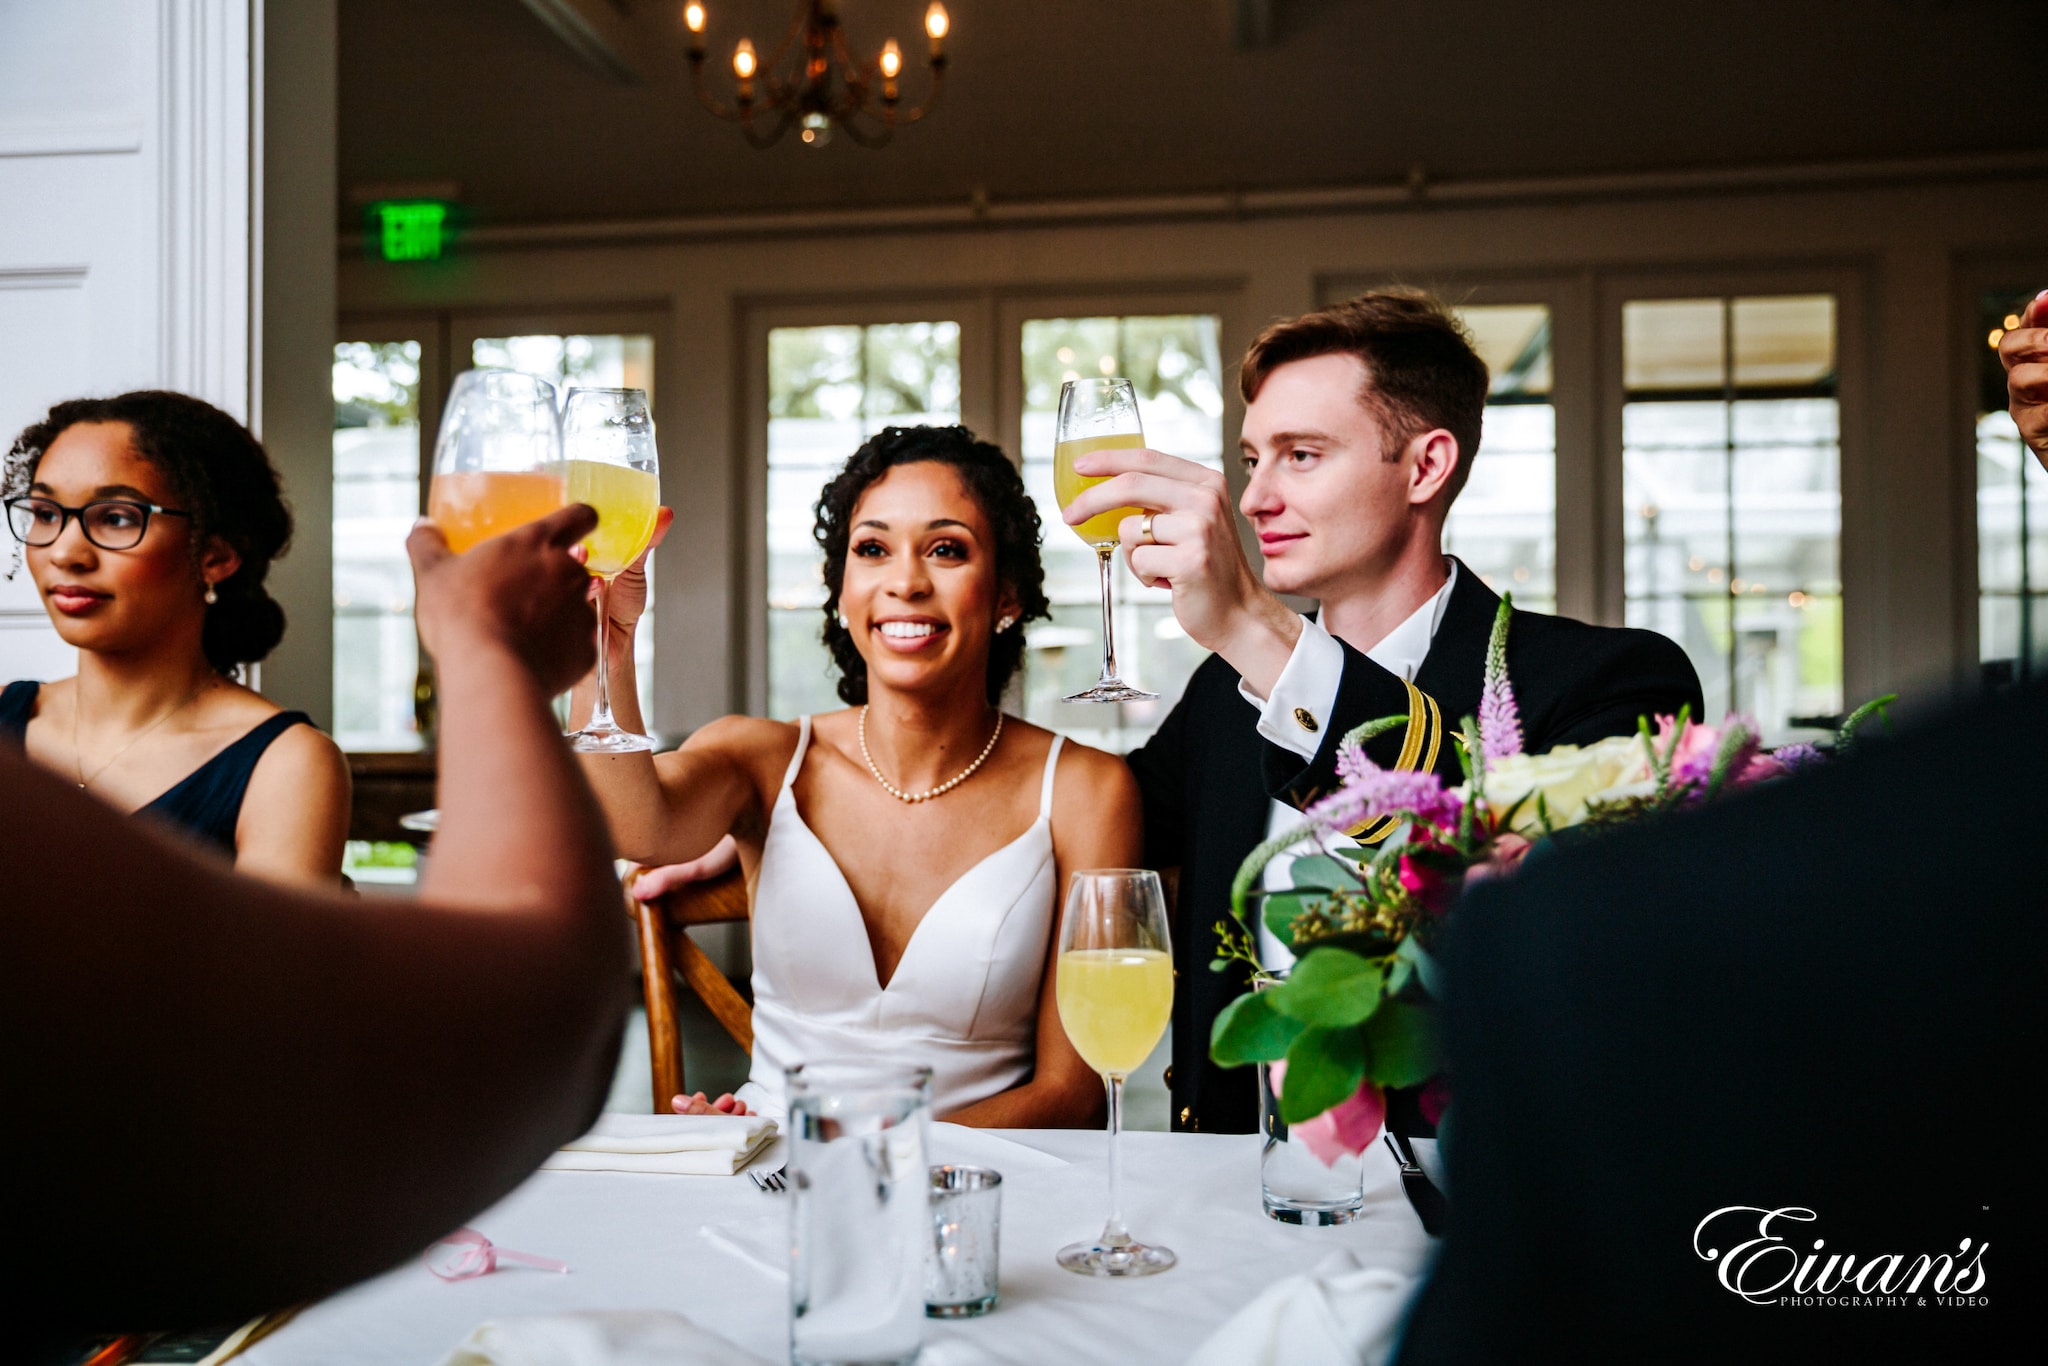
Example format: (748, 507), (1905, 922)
(1345, 680), (1444, 845)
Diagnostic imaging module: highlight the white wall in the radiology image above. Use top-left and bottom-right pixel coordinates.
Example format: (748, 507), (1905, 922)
(0, 0), (334, 724)
(338, 166), (2048, 735)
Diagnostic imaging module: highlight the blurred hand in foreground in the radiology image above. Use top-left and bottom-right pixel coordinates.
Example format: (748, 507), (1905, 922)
(408, 503), (600, 696)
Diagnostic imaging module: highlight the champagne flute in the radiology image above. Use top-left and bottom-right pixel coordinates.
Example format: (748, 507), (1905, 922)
(426, 369), (565, 552)
(562, 387), (662, 753)
(1053, 378), (1157, 703)
(1054, 868), (1176, 1277)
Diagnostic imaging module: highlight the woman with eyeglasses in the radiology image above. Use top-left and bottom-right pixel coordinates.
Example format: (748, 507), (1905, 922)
(2, 391), (349, 885)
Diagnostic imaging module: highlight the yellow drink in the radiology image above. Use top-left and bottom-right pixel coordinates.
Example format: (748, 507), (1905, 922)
(567, 460), (660, 577)
(1054, 433), (1146, 547)
(1057, 947), (1173, 1076)
(428, 470), (567, 554)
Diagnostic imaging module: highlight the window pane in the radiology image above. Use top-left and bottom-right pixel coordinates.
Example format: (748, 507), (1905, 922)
(333, 340), (422, 751)
(1447, 305), (1554, 612)
(1623, 296), (1841, 740)
(1975, 287), (2048, 684)
(1019, 315), (1224, 752)
(473, 334), (658, 719)
(765, 322), (962, 720)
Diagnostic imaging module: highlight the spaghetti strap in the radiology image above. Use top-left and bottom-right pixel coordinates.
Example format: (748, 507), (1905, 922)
(779, 716), (814, 794)
(1038, 733), (1065, 820)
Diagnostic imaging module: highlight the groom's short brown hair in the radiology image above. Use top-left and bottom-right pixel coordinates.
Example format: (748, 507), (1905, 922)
(1240, 289), (1490, 502)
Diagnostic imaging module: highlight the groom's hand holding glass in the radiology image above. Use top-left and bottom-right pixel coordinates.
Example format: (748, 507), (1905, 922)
(2001, 289), (2048, 471)
(1059, 445), (1303, 701)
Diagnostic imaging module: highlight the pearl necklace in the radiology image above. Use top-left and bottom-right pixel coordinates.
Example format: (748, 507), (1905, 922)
(859, 705), (1003, 803)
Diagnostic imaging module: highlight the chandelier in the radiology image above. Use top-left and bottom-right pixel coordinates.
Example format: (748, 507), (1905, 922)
(683, 0), (950, 149)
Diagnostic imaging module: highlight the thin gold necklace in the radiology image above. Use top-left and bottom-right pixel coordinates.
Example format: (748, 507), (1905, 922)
(858, 705), (1003, 803)
(73, 676), (211, 790)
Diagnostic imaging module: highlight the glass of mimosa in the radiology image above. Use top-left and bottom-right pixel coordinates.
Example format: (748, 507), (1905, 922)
(426, 369), (565, 553)
(1054, 868), (1176, 1277)
(561, 387), (661, 753)
(1054, 378), (1157, 703)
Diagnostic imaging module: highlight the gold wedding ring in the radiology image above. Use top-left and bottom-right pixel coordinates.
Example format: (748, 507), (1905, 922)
(1139, 512), (1157, 545)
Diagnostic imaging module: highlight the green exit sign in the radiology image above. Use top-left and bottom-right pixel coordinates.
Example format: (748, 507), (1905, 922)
(371, 201), (450, 262)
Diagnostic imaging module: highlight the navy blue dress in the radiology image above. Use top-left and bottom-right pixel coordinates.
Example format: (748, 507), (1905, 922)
(0, 679), (313, 857)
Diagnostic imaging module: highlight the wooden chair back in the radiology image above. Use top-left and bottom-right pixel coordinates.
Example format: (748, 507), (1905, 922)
(629, 866), (752, 1113)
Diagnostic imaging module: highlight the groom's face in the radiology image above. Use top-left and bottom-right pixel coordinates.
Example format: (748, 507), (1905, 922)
(1237, 352), (1415, 602)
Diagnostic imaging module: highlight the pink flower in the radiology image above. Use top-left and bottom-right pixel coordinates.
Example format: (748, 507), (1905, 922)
(1269, 1060), (1386, 1166)
(1310, 753), (1463, 834)
(1654, 713), (1769, 793)
(1419, 1075), (1451, 1128)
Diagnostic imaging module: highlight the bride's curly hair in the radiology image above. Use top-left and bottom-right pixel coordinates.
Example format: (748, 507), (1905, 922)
(814, 425), (1050, 706)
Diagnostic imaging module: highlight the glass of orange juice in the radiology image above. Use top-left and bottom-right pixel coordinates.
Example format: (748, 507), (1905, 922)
(561, 387), (660, 754)
(1055, 378), (1156, 703)
(426, 369), (565, 553)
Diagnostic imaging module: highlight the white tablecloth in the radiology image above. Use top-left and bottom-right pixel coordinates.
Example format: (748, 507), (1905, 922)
(240, 1127), (1435, 1364)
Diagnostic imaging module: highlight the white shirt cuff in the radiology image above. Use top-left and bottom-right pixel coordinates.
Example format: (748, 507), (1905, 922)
(1237, 615), (1347, 761)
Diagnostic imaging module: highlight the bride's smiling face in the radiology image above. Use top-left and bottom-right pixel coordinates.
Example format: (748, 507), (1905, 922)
(839, 461), (1017, 700)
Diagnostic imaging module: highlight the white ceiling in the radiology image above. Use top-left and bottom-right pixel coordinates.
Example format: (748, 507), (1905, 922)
(338, 0), (2041, 227)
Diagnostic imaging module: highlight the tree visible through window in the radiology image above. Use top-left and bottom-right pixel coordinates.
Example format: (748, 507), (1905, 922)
(332, 340), (423, 751)
(1622, 295), (1842, 741)
(1019, 315), (1224, 753)
(1446, 304), (1556, 614)
(765, 322), (962, 720)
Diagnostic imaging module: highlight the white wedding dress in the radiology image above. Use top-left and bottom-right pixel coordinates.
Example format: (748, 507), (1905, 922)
(735, 715), (1066, 1120)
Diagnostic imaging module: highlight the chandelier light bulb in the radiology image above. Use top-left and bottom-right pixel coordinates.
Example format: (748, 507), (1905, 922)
(733, 37), (757, 80)
(925, 2), (949, 56)
(880, 38), (903, 79)
(684, 2), (706, 34)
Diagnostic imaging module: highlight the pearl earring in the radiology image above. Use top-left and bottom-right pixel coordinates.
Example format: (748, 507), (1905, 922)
(995, 614), (1017, 634)
(204, 584), (218, 606)
(836, 611), (849, 629)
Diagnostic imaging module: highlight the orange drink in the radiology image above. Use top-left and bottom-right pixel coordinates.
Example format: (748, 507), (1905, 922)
(427, 469), (566, 553)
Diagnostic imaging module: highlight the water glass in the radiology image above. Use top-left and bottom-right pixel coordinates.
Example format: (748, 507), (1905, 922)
(1258, 1057), (1367, 1224)
(926, 1166), (1001, 1318)
(788, 1064), (933, 1366)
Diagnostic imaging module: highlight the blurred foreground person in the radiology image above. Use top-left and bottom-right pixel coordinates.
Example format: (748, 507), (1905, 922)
(2, 392), (348, 884)
(1396, 687), (2024, 1363)
(2000, 288), (2047, 470)
(6, 505), (628, 1341)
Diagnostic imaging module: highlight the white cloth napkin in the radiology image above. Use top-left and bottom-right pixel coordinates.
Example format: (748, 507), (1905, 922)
(1187, 1250), (1418, 1366)
(542, 1113), (777, 1176)
(437, 1311), (770, 1366)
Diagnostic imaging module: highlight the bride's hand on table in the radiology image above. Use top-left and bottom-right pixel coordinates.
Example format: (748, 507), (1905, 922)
(673, 1090), (750, 1117)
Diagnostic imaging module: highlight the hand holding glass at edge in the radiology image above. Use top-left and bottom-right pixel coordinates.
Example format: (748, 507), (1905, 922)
(1054, 869), (1176, 1276)
(560, 388), (661, 753)
(1053, 377), (1157, 702)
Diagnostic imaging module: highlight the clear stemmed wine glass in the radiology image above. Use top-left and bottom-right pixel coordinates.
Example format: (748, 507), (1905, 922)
(1054, 868), (1177, 1276)
(561, 387), (660, 754)
(1053, 378), (1157, 703)
(425, 369), (565, 553)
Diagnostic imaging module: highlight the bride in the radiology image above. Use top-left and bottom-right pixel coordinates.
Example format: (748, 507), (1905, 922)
(572, 425), (1139, 1126)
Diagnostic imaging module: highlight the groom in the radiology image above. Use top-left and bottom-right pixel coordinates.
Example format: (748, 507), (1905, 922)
(1064, 290), (1703, 1134)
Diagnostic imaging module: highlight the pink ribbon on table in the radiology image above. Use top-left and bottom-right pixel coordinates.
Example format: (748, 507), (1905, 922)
(426, 1227), (571, 1280)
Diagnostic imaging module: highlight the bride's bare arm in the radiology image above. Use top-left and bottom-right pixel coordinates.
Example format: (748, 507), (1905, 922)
(944, 744), (1141, 1129)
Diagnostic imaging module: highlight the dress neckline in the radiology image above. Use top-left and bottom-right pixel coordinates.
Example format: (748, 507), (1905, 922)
(776, 714), (1061, 993)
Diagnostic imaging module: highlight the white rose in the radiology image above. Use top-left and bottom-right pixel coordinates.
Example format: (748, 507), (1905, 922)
(1466, 733), (1655, 835)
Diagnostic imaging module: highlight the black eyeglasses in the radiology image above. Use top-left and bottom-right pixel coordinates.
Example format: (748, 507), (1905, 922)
(4, 496), (191, 552)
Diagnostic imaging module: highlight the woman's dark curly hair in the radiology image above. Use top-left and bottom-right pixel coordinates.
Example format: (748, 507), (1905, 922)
(815, 425), (1050, 706)
(5, 391), (294, 674)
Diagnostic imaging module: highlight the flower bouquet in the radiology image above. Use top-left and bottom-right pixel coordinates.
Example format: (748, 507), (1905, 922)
(1208, 596), (1893, 1165)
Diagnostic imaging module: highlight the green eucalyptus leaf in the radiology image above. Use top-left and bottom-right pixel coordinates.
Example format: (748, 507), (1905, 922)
(1210, 989), (1308, 1067)
(1268, 948), (1384, 1027)
(1280, 1025), (1367, 1125)
(1397, 935), (1444, 999)
(1290, 854), (1364, 891)
(1262, 892), (1305, 948)
(1360, 1000), (1440, 1088)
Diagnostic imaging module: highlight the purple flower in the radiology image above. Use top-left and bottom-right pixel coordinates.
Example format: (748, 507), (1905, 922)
(1479, 671), (1524, 763)
(1771, 742), (1825, 772)
(1305, 761), (1462, 834)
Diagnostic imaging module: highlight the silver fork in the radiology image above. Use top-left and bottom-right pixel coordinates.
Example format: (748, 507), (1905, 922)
(747, 1164), (787, 1193)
